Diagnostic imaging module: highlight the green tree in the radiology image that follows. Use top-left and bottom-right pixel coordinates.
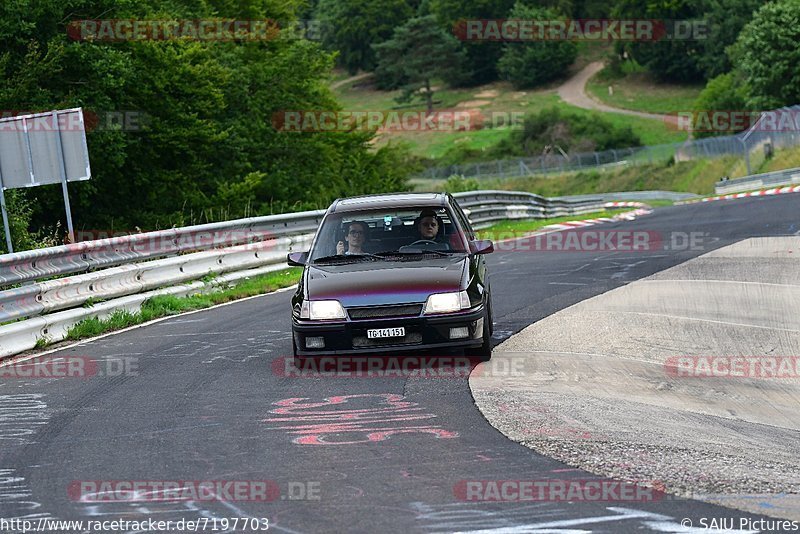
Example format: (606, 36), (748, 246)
(497, 4), (577, 89)
(315, 0), (414, 74)
(697, 0), (762, 79)
(0, 0), (411, 239)
(373, 15), (466, 113)
(425, 0), (516, 85)
(729, 0), (800, 110)
(691, 72), (750, 138)
(612, 0), (708, 82)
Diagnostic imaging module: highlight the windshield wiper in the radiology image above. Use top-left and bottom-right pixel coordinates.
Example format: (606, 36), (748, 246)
(312, 253), (381, 264)
(374, 249), (452, 257)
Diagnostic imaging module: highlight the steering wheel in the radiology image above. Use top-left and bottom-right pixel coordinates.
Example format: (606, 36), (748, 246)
(409, 239), (438, 246)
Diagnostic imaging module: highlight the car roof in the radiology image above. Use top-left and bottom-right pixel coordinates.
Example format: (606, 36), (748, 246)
(330, 192), (450, 213)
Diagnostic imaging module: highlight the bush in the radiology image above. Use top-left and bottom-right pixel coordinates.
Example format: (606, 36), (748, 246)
(0, 190), (59, 254)
(443, 175), (480, 192)
(436, 107), (642, 164)
(491, 107), (641, 158)
(692, 72), (750, 138)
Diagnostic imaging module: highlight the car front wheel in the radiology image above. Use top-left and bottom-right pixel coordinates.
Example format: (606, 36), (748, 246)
(467, 309), (492, 361)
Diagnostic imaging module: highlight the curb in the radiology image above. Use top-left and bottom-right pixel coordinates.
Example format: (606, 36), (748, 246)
(490, 204), (653, 246)
(677, 185), (800, 205)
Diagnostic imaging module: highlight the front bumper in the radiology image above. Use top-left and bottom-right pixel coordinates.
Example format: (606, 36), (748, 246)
(292, 305), (486, 356)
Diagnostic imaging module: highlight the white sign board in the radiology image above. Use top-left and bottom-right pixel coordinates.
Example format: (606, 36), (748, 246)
(0, 108), (91, 190)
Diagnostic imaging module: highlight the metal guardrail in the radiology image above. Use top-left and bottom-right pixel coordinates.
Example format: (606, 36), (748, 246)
(714, 166), (800, 194)
(0, 210), (326, 287)
(0, 191), (623, 357)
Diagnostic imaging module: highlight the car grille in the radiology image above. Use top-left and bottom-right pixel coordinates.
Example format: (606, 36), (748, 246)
(347, 304), (423, 320)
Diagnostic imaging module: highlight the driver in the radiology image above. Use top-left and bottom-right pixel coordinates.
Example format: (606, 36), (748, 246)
(413, 209), (444, 242)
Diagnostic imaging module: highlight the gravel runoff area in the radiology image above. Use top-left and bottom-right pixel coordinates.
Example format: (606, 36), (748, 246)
(471, 236), (800, 521)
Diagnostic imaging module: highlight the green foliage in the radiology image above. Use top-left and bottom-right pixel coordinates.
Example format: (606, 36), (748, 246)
(491, 106), (641, 158)
(0, 0), (411, 245)
(692, 72), (750, 138)
(612, 0), (708, 82)
(497, 4), (577, 89)
(373, 15), (466, 113)
(443, 174), (480, 192)
(697, 0), (763, 79)
(315, 0), (414, 74)
(0, 191), (59, 254)
(426, 0), (516, 85)
(433, 107), (642, 165)
(729, 0), (800, 110)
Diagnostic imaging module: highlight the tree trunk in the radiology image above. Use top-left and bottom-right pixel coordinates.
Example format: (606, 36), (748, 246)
(424, 78), (433, 115)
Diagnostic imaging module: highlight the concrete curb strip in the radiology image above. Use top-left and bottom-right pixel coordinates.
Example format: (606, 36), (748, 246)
(470, 236), (800, 520)
(677, 185), (800, 205)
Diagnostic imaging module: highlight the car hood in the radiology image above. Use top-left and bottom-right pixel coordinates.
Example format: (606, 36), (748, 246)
(305, 256), (468, 307)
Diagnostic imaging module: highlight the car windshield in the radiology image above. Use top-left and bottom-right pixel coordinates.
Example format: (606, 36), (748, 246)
(309, 207), (468, 262)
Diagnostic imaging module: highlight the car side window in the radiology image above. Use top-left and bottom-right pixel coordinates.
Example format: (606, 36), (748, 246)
(451, 203), (475, 241)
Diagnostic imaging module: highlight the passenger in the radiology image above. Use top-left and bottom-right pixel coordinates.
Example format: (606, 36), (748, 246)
(336, 220), (368, 255)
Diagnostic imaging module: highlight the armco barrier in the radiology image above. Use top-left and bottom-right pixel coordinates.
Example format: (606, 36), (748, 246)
(714, 166), (800, 194)
(0, 262), (291, 358)
(0, 191), (631, 358)
(0, 235), (314, 324)
(0, 211), (326, 287)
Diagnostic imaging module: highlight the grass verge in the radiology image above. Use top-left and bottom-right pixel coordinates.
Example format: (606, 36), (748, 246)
(60, 268), (302, 343)
(586, 71), (703, 115)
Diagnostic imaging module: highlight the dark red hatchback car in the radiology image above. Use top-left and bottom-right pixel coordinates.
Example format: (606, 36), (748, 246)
(287, 192), (494, 360)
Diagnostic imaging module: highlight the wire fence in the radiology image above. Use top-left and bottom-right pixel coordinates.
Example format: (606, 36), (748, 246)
(416, 105), (800, 181)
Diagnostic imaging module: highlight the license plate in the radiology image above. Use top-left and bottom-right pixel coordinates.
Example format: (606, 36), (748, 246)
(367, 327), (405, 339)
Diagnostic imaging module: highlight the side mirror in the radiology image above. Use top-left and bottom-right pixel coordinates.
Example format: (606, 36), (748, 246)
(287, 251), (309, 266)
(470, 239), (494, 255)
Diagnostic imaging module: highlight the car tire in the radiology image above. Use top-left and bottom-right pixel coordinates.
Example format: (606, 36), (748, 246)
(467, 309), (492, 362)
(292, 337), (305, 368)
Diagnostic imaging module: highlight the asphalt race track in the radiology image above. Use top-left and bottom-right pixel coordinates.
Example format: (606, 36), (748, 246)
(1, 194), (798, 533)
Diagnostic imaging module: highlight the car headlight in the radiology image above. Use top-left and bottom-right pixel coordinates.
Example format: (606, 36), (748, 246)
(300, 300), (346, 320)
(423, 291), (471, 315)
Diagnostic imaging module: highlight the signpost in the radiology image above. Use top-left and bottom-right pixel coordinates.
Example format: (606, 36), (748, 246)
(0, 108), (91, 252)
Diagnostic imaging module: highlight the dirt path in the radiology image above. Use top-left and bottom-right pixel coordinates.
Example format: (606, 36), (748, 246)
(330, 72), (372, 90)
(557, 61), (670, 122)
